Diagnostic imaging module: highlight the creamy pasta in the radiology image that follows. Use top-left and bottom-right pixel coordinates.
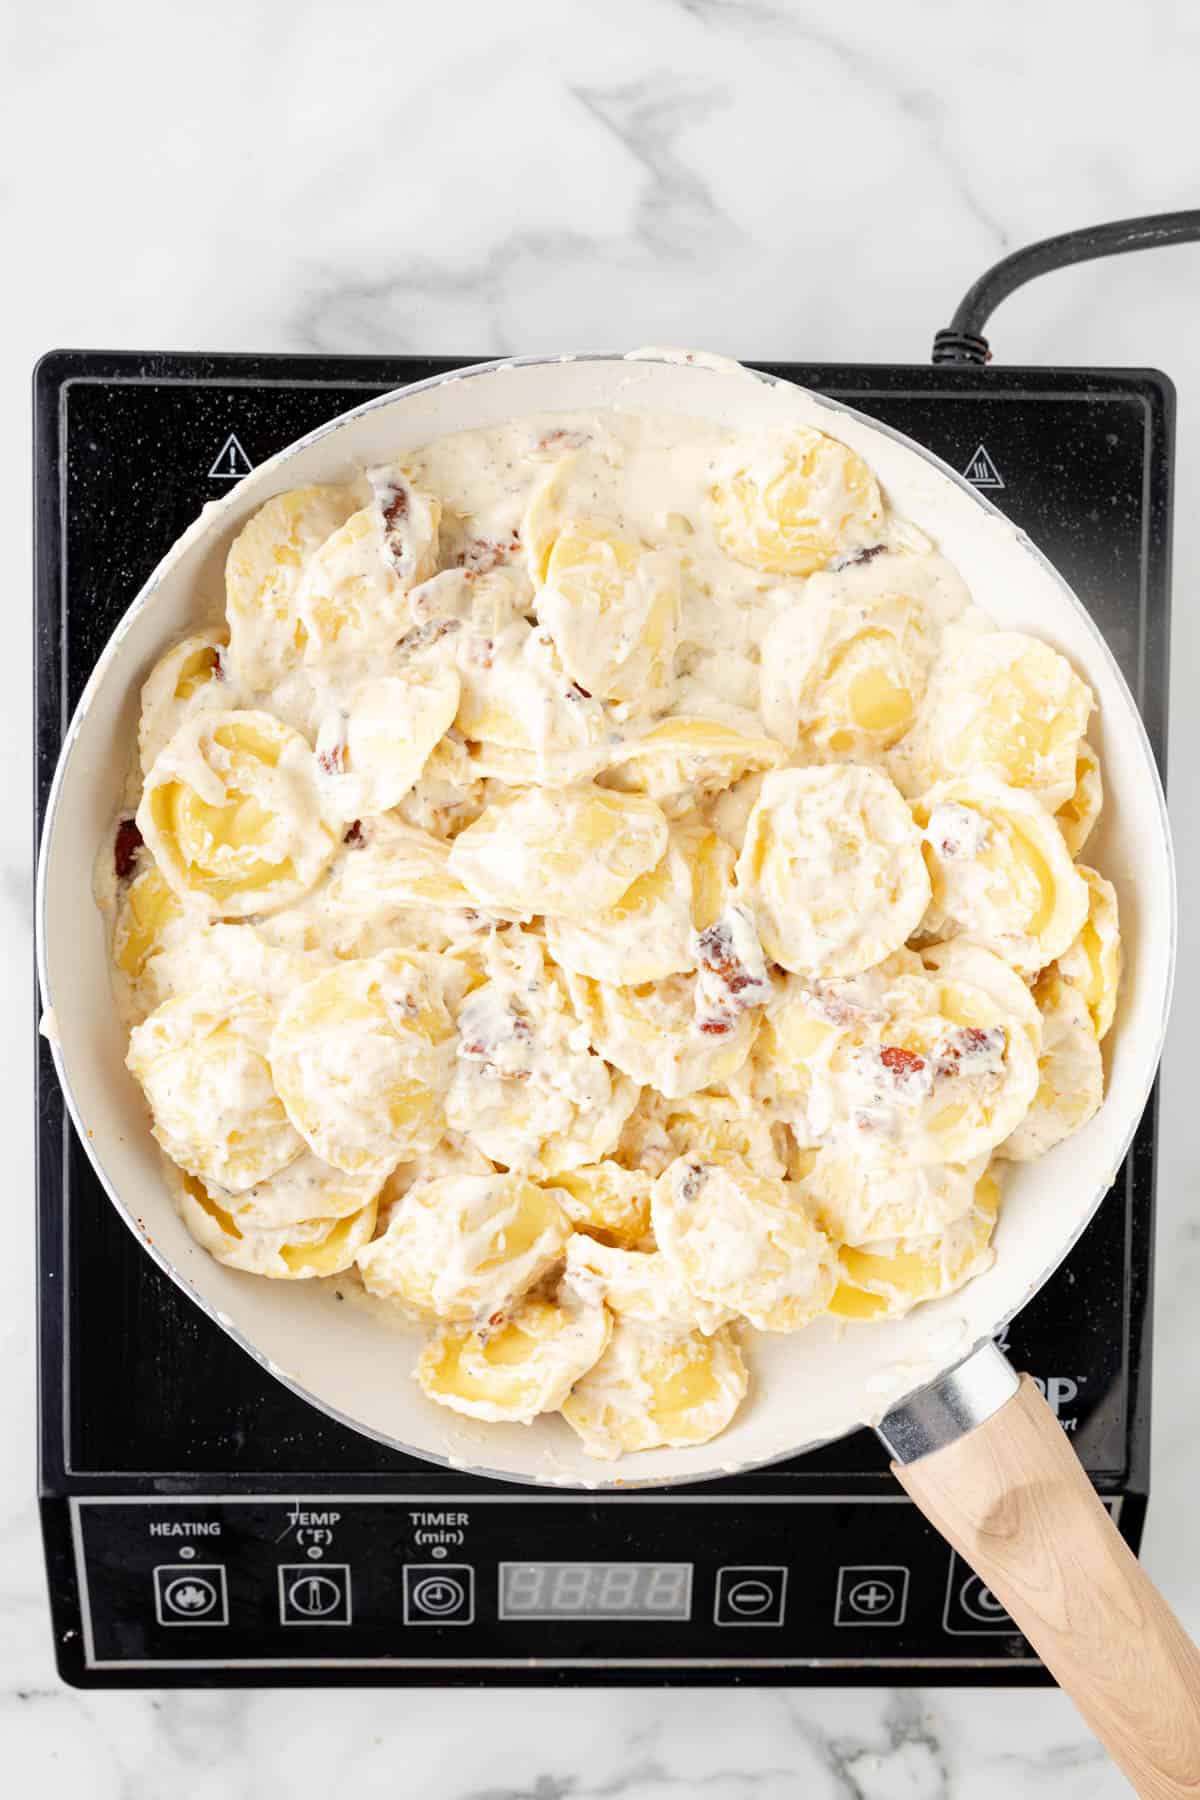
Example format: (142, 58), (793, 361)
(104, 393), (1119, 1461)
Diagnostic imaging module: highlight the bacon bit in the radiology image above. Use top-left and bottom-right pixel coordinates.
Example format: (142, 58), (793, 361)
(318, 744), (346, 776)
(831, 543), (888, 571)
(114, 818), (143, 880)
(343, 820), (365, 847)
(698, 1016), (734, 1036)
(566, 681), (592, 701)
(679, 1163), (708, 1201)
(456, 531), (520, 577)
(396, 616), (461, 656)
(533, 428), (589, 454)
(696, 922), (738, 980)
(802, 982), (864, 1027)
(934, 1024), (1007, 1078)
(487, 1311), (506, 1329)
(924, 801), (988, 861)
(371, 471), (417, 571)
(880, 1045), (926, 1077)
(695, 918), (771, 1011)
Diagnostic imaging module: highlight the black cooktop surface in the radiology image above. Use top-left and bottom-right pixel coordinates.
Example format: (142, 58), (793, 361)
(34, 351), (1172, 1686)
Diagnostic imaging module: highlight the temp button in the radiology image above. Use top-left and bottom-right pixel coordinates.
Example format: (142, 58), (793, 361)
(278, 1564), (352, 1626)
(403, 1564), (475, 1625)
(714, 1565), (788, 1627)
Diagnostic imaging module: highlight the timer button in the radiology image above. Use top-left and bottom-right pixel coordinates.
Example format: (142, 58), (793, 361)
(403, 1564), (475, 1625)
(714, 1565), (788, 1627)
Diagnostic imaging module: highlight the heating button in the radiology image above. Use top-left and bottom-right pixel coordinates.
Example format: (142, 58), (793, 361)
(153, 1563), (229, 1627)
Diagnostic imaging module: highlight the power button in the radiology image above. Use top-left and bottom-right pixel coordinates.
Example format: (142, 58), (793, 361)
(402, 1564), (475, 1625)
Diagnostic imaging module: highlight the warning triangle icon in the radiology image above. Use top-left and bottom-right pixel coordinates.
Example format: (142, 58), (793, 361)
(963, 443), (1004, 489)
(208, 432), (254, 481)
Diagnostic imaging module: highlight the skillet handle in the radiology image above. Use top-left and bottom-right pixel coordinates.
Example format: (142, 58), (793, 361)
(887, 1358), (1200, 1799)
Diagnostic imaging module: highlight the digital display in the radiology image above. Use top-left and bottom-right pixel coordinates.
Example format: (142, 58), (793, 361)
(499, 1561), (692, 1620)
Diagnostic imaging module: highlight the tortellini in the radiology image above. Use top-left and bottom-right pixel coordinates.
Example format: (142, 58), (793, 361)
(1055, 742), (1103, 856)
(269, 950), (454, 1175)
(998, 973), (1104, 1161)
(560, 1318), (747, 1460)
(210, 1149), (385, 1232)
(915, 776), (1089, 974)
(712, 426), (883, 575)
(326, 815), (479, 917)
(177, 1168), (379, 1278)
(417, 1290), (612, 1424)
(138, 710), (337, 917)
(314, 665), (461, 818)
(538, 519), (680, 703)
(545, 822), (733, 985)
(127, 987), (304, 1192)
(565, 968), (758, 1100)
(802, 1149), (989, 1246)
(760, 550), (972, 757)
(138, 627), (233, 774)
(653, 1156), (839, 1331)
(448, 786), (668, 921)
(551, 1162), (654, 1248)
(753, 952), (1039, 1169)
(564, 1234), (735, 1336)
(895, 631), (1093, 809)
(444, 931), (633, 1172)
(454, 617), (612, 787)
(225, 484), (358, 688)
(1054, 866), (1122, 1039)
(296, 468), (440, 670)
(827, 1166), (1001, 1319)
(737, 765), (930, 975)
(113, 863), (185, 1008)
(355, 1172), (569, 1321)
(109, 397), (1122, 1465)
(650, 1090), (787, 1181)
(602, 717), (785, 817)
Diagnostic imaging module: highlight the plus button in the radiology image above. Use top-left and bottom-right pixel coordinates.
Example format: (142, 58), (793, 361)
(851, 1580), (893, 1613)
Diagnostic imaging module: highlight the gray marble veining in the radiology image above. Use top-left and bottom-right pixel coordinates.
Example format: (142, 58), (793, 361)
(6, 0), (1200, 1792)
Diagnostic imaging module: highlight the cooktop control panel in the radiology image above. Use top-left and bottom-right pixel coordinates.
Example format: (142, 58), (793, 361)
(72, 1493), (1116, 1677)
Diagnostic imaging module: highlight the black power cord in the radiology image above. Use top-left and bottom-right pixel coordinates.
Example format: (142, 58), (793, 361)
(931, 209), (1200, 365)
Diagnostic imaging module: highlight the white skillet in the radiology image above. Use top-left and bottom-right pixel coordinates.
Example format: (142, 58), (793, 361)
(36, 356), (1200, 1783)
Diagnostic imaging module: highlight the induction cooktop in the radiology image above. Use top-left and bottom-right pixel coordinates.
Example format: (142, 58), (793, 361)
(34, 350), (1172, 1686)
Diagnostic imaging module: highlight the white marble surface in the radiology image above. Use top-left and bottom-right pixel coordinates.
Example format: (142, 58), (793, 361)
(6, 0), (1200, 1791)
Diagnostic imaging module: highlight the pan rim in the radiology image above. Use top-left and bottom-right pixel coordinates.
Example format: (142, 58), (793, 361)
(35, 349), (1177, 1490)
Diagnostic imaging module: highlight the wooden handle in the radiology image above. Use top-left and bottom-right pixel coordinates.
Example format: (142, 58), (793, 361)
(894, 1374), (1200, 1799)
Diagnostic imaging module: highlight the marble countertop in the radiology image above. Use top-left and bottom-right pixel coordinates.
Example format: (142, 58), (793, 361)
(6, 0), (1200, 1791)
